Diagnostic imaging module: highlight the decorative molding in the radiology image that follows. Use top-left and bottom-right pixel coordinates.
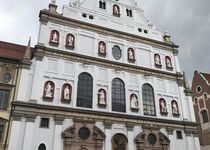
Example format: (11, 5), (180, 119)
(54, 115), (65, 125)
(103, 120), (112, 129)
(166, 127), (174, 135)
(126, 123), (134, 131)
(25, 114), (36, 122)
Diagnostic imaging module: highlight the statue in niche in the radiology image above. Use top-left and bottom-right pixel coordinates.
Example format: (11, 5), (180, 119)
(166, 57), (172, 68)
(98, 89), (106, 105)
(51, 31), (58, 43)
(172, 101), (178, 114)
(160, 99), (167, 112)
(155, 54), (161, 65)
(67, 34), (74, 47)
(128, 48), (134, 60)
(99, 42), (106, 54)
(64, 85), (70, 99)
(45, 82), (53, 97)
(131, 94), (139, 108)
(113, 5), (119, 14)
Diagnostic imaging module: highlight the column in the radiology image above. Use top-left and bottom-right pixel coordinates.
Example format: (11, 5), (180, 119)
(22, 114), (36, 150)
(166, 127), (175, 149)
(104, 121), (112, 150)
(8, 115), (22, 150)
(185, 130), (195, 150)
(53, 116), (65, 150)
(193, 133), (201, 150)
(126, 124), (134, 150)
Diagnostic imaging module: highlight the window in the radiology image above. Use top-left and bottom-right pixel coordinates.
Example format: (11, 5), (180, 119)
(126, 9), (132, 17)
(201, 110), (209, 123)
(40, 118), (49, 128)
(0, 124), (4, 143)
(77, 73), (93, 108)
(112, 45), (122, 60)
(196, 86), (202, 93)
(38, 143), (46, 150)
(148, 134), (157, 145)
(112, 78), (126, 112)
(3, 73), (12, 83)
(78, 127), (90, 140)
(0, 90), (10, 110)
(99, 1), (106, 9)
(204, 93), (208, 100)
(142, 83), (156, 116)
(176, 131), (183, 139)
(112, 133), (127, 150)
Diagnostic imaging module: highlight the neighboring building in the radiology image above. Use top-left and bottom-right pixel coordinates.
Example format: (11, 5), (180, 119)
(192, 71), (210, 150)
(8, 0), (200, 150)
(0, 41), (32, 150)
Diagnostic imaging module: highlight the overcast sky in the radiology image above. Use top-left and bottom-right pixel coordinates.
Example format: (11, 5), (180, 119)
(0, 0), (210, 84)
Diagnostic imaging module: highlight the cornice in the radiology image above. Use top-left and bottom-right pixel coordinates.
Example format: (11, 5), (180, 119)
(12, 101), (198, 129)
(35, 45), (183, 82)
(39, 10), (179, 51)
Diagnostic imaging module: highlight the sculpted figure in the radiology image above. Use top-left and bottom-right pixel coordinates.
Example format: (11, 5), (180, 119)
(99, 42), (105, 53)
(68, 35), (74, 46)
(52, 31), (58, 43)
(128, 49), (134, 60)
(131, 95), (138, 108)
(45, 82), (53, 97)
(114, 5), (119, 14)
(155, 54), (161, 65)
(160, 100), (167, 112)
(172, 102), (178, 114)
(64, 86), (70, 99)
(98, 90), (106, 104)
(166, 57), (172, 68)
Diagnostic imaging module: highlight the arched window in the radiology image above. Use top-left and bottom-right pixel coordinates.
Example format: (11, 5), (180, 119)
(142, 83), (156, 116)
(201, 110), (209, 123)
(38, 143), (46, 150)
(112, 133), (128, 150)
(77, 73), (93, 108)
(112, 78), (126, 112)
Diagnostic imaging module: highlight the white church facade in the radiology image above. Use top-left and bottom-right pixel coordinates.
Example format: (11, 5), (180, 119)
(8, 0), (200, 150)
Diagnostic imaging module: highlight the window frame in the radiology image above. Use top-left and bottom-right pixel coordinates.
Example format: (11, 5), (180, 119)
(176, 131), (183, 139)
(201, 109), (209, 124)
(40, 118), (50, 128)
(38, 143), (46, 150)
(76, 72), (93, 108)
(112, 78), (126, 113)
(0, 89), (10, 110)
(0, 121), (5, 143)
(142, 83), (156, 116)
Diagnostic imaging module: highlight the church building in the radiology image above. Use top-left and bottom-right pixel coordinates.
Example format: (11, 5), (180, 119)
(8, 0), (200, 150)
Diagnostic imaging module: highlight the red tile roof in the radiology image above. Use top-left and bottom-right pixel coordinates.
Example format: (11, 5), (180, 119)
(0, 41), (27, 60)
(200, 72), (210, 85)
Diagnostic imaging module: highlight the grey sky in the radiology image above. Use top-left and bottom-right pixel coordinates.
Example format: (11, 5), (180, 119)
(0, 0), (209, 84)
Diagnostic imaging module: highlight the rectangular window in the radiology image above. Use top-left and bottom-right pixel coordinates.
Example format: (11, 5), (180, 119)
(0, 124), (4, 143)
(0, 90), (10, 110)
(176, 131), (183, 139)
(40, 118), (49, 128)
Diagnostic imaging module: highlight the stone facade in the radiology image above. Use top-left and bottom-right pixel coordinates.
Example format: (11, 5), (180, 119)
(192, 71), (210, 150)
(7, 0), (200, 150)
(0, 41), (33, 150)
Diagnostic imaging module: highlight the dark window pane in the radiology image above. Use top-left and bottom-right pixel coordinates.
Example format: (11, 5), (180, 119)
(112, 78), (126, 112)
(77, 73), (93, 108)
(38, 143), (46, 150)
(0, 90), (10, 110)
(78, 127), (90, 140)
(176, 131), (182, 139)
(112, 45), (122, 60)
(202, 110), (209, 123)
(142, 84), (156, 116)
(40, 118), (49, 128)
(0, 125), (4, 142)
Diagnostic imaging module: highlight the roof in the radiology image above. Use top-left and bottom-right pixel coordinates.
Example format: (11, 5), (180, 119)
(200, 72), (210, 85)
(0, 41), (27, 61)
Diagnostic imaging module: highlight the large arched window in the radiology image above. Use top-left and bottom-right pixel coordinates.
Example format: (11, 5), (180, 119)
(112, 78), (126, 112)
(142, 83), (156, 116)
(77, 73), (93, 108)
(201, 110), (209, 123)
(38, 143), (46, 150)
(112, 133), (128, 150)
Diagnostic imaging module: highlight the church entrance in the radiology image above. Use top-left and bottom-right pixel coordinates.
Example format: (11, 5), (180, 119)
(134, 125), (170, 150)
(62, 120), (105, 150)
